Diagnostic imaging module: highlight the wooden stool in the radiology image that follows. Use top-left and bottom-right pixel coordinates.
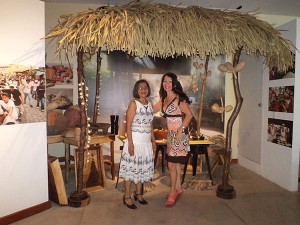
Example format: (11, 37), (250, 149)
(154, 145), (167, 173)
(102, 140), (115, 180)
(64, 134), (116, 182)
(182, 144), (213, 185)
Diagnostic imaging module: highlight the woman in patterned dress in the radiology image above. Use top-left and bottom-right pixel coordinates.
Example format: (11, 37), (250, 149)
(119, 79), (156, 209)
(153, 72), (193, 207)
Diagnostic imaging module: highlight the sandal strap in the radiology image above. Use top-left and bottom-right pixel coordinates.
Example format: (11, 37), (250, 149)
(167, 194), (177, 200)
(124, 195), (132, 199)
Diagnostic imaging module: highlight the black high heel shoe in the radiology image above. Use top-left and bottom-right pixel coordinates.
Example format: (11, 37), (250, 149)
(133, 192), (148, 205)
(123, 195), (137, 209)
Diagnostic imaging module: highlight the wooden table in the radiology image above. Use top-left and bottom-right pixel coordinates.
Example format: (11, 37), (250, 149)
(63, 133), (116, 182)
(154, 139), (214, 183)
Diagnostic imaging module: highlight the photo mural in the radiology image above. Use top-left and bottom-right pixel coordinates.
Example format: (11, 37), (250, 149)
(268, 86), (294, 113)
(267, 118), (293, 148)
(83, 50), (225, 136)
(0, 64), (46, 125)
(45, 63), (74, 136)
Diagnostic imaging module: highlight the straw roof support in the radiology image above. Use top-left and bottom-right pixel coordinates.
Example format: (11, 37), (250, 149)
(197, 55), (210, 137)
(68, 50), (91, 207)
(217, 47), (243, 199)
(93, 48), (102, 123)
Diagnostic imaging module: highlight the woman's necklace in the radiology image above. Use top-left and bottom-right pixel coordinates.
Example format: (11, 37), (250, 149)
(144, 105), (148, 112)
(138, 99), (148, 112)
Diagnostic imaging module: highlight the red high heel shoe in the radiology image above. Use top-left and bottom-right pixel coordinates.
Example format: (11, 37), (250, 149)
(166, 187), (184, 199)
(165, 194), (178, 207)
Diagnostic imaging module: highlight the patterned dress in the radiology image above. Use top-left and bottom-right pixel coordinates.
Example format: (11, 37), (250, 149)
(119, 100), (154, 184)
(162, 97), (190, 164)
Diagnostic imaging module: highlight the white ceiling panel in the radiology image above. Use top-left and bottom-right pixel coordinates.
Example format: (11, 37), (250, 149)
(41, 0), (300, 17)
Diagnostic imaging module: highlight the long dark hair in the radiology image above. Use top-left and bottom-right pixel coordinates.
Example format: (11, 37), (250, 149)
(159, 72), (191, 104)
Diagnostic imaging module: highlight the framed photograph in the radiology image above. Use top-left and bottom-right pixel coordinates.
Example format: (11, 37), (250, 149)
(268, 86), (294, 113)
(267, 118), (293, 148)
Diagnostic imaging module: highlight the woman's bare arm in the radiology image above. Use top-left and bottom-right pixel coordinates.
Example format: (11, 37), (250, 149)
(126, 100), (136, 156)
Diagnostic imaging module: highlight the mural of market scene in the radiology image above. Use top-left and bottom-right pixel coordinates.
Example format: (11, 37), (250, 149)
(0, 64), (46, 125)
(45, 63), (74, 136)
(267, 118), (293, 148)
(268, 86), (294, 113)
(83, 50), (226, 137)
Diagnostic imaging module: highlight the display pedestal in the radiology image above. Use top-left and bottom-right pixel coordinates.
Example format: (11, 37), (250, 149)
(216, 184), (236, 199)
(68, 191), (90, 207)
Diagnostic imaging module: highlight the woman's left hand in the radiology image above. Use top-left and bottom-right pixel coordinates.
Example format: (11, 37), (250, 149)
(175, 129), (183, 141)
(152, 142), (157, 152)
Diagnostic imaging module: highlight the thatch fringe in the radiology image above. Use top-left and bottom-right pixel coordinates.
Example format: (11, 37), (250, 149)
(45, 0), (293, 71)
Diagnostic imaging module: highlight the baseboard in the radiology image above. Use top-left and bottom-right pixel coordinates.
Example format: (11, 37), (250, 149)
(231, 159), (238, 164)
(238, 155), (263, 175)
(0, 201), (52, 225)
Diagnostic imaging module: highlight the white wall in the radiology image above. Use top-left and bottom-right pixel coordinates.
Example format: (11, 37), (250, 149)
(260, 19), (299, 191)
(0, 0), (47, 217)
(238, 53), (263, 173)
(0, 0), (45, 67)
(238, 18), (299, 191)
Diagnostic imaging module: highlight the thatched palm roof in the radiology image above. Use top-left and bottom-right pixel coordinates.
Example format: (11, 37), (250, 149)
(46, 0), (293, 71)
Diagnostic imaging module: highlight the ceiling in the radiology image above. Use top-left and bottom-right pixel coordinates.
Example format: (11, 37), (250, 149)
(41, 0), (300, 17)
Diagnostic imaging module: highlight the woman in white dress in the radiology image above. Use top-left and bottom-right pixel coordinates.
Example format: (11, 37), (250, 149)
(119, 79), (156, 209)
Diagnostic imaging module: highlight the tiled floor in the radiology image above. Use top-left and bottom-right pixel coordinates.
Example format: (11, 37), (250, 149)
(12, 164), (300, 225)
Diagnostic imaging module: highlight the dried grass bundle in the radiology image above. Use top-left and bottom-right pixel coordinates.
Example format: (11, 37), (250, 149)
(45, 0), (293, 71)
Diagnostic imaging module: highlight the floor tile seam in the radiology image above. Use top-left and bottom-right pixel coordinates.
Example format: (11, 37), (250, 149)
(238, 190), (294, 198)
(76, 207), (86, 225)
(222, 201), (248, 225)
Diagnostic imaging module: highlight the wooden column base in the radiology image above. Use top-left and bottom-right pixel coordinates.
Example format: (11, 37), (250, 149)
(68, 191), (90, 208)
(216, 184), (236, 199)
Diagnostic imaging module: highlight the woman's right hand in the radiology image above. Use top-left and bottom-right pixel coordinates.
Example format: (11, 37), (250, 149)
(128, 142), (134, 156)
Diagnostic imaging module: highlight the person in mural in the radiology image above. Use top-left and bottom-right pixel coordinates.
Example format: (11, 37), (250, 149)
(153, 72), (193, 207)
(279, 123), (288, 143)
(36, 80), (45, 112)
(282, 88), (294, 113)
(0, 92), (18, 125)
(23, 79), (33, 107)
(119, 79), (156, 210)
(31, 79), (39, 100)
(269, 123), (277, 142)
(8, 85), (23, 121)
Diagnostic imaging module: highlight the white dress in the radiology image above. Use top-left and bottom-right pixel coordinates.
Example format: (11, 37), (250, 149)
(119, 100), (154, 184)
